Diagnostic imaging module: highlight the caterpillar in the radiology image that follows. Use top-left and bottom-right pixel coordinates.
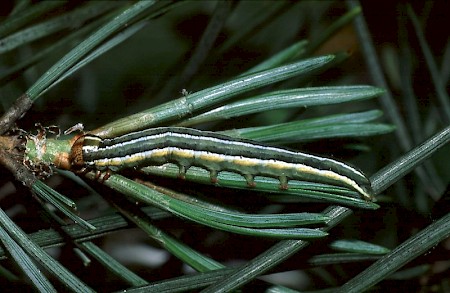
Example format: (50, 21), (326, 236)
(69, 127), (374, 200)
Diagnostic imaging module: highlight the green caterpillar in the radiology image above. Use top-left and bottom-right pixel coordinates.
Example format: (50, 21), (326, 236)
(70, 127), (374, 200)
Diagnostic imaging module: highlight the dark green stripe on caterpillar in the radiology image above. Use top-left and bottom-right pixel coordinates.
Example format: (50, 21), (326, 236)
(70, 127), (374, 200)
